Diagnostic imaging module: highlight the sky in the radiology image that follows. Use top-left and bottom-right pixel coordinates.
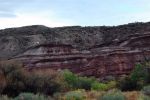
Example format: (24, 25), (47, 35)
(0, 0), (150, 29)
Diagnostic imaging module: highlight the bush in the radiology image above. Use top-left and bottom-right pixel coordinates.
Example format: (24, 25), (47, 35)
(62, 70), (78, 89)
(62, 70), (116, 91)
(0, 95), (12, 100)
(91, 81), (116, 91)
(77, 77), (95, 90)
(62, 70), (95, 90)
(130, 64), (144, 81)
(99, 90), (126, 100)
(117, 76), (138, 91)
(142, 85), (150, 96)
(25, 71), (61, 95)
(107, 81), (116, 89)
(0, 61), (65, 96)
(91, 82), (108, 91)
(63, 90), (85, 100)
(0, 61), (27, 96)
(138, 93), (150, 100)
(14, 93), (53, 100)
(117, 63), (150, 91)
(0, 70), (6, 94)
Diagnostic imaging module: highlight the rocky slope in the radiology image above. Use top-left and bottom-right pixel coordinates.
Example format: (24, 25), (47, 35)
(1, 22), (150, 78)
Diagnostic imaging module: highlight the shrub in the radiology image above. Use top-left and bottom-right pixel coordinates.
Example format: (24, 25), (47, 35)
(138, 93), (150, 100)
(0, 61), (27, 96)
(62, 70), (79, 89)
(25, 71), (61, 95)
(107, 81), (116, 89)
(0, 70), (6, 94)
(141, 85), (150, 96)
(85, 90), (105, 99)
(63, 90), (85, 100)
(91, 82), (108, 91)
(62, 69), (95, 90)
(0, 95), (12, 100)
(62, 70), (116, 91)
(91, 81), (116, 91)
(0, 61), (64, 96)
(117, 63), (150, 91)
(99, 90), (126, 100)
(117, 76), (138, 91)
(53, 92), (63, 100)
(130, 64), (149, 84)
(14, 93), (53, 100)
(77, 77), (95, 90)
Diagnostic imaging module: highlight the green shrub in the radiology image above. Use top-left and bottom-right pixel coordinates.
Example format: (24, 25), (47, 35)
(62, 70), (115, 91)
(77, 77), (95, 90)
(130, 64), (144, 81)
(62, 70), (95, 90)
(117, 76), (138, 91)
(91, 82), (108, 91)
(14, 93), (53, 100)
(142, 85), (150, 96)
(99, 90), (126, 100)
(62, 70), (78, 89)
(64, 90), (85, 100)
(91, 81), (116, 91)
(107, 81), (116, 89)
(117, 63), (150, 91)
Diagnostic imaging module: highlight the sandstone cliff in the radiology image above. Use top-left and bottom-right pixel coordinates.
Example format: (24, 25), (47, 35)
(1, 22), (150, 78)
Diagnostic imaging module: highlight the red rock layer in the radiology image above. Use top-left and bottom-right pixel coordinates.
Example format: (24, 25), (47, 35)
(13, 46), (150, 78)
(13, 33), (150, 78)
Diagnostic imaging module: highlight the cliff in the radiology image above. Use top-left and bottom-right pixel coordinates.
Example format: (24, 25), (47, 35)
(1, 22), (150, 78)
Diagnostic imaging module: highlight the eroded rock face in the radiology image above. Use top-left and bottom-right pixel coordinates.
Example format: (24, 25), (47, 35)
(1, 22), (150, 59)
(1, 22), (150, 78)
(13, 32), (150, 78)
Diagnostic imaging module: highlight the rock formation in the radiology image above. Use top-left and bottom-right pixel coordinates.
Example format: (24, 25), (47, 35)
(1, 22), (150, 78)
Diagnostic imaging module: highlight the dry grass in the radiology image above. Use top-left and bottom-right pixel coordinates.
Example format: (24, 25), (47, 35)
(123, 91), (140, 100)
(85, 90), (105, 100)
(59, 90), (147, 100)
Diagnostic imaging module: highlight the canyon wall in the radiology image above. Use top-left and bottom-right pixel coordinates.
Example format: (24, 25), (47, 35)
(1, 22), (150, 78)
(13, 32), (150, 78)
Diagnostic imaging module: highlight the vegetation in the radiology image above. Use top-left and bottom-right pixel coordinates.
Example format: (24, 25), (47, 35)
(138, 94), (150, 100)
(117, 63), (150, 91)
(0, 61), (64, 96)
(99, 89), (126, 100)
(14, 93), (53, 100)
(142, 85), (150, 96)
(62, 70), (96, 90)
(63, 90), (85, 100)
(0, 60), (150, 99)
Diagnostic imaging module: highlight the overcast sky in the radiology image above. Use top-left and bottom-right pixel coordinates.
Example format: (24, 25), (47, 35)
(0, 0), (150, 29)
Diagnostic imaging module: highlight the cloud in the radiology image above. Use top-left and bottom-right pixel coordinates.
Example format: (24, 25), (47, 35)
(0, 0), (150, 29)
(0, 0), (77, 29)
(0, 12), (76, 29)
(0, 0), (36, 18)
